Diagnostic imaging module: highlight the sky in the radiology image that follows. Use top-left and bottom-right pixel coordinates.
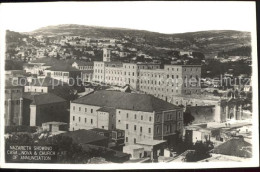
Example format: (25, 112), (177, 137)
(0, 1), (256, 34)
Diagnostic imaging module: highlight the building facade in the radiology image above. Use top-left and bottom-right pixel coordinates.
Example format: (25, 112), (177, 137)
(70, 90), (183, 146)
(5, 80), (24, 126)
(93, 49), (201, 99)
(23, 93), (69, 126)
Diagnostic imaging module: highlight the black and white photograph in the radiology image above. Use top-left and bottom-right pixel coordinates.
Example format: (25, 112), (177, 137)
(0, 1), (258, 169)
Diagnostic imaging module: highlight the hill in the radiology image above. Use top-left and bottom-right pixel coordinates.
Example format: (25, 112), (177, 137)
(25, 24), (251, 57)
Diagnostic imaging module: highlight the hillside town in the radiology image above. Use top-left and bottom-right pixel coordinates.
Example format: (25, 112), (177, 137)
(4, 30), (253, 164)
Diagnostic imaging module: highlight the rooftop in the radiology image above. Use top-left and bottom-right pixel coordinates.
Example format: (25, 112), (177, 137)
(42, 121), (67, 125)
(97, 107), (116, 114)
(23, 92), (66, 105)
(136, 140), (166, 146)
(5, 79), (24, 88)
(25, 77), (67, 87)
(124, 144), (144, 150)
(47, 65), (80, 72)
(61, 129), (108, 144)
(212, 137), (252, 158)
(69, 60), (94, 66)
(72, 90), (181, 113)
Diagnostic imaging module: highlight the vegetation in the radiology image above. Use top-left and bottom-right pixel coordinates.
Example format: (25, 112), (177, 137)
(5, 60), (25, 70)
(183, 111), (195, 126)
(28, 25), (251, 54)
(217, 46), (251, 57)
(5, 126), (38, 134)
(202, 59), (251, 78)
(184, 141), (214, 162)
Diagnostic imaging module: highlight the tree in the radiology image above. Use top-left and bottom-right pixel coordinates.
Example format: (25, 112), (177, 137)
(227, 91), (233, 98)
(185, 141), (214, 162)
(240, 91), (246, 98)
(183, 111), (195, 126)
(213, 90), (219, 96)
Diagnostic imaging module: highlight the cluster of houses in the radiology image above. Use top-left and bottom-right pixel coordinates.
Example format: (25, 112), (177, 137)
(4, 45), (253, 162)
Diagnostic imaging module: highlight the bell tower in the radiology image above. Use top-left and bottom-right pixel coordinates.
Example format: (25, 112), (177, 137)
(103, 48), (111, 62)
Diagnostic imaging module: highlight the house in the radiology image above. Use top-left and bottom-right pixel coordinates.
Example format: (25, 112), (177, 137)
(24, 77), (68, 93)
(42, 122), (68, 133)
(44, 65), (81, 84)
(184, 125), (212, 144)
(81, 70), (93, 83)
(72, 61), (94, 70)
(119, 51), (130, 58)
(123, 145), (144, 159)
(90, 128), (125, 151)
(70, 90), (183, 147)
(135, 140), (167, 160)
(36, 49), (47, 58)
(26, 58), (57, 75)
(61, 129), (109, 147)
(23, 92), (69, 126)
(81, 144), (130, 163)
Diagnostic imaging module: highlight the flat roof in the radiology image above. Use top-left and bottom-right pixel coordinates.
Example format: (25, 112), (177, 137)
(136, 140), (166, 146)
(124, 144), (144, 149)
(42, 121), (67, 125)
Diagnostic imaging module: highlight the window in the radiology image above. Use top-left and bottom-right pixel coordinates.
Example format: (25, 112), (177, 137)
(118, 111), (121, 114)
(126, 124), (128, 129)
(134, 125), (136, 131)
(73, 116), (75, 121)
(178, 112), (181, 119)
(127, 113), (129, 118)
(148, 128), (151, 133)
(91, 119), (93, 124)
(135, 114), (137, 119)
(140, 126), (142, 132)
(85, 118), (86, 123)
(156, 115), (160, 122)
(79, 107), (81, 111)
(91, 109), (93, 113)
(41, 89), (43, 93)
(79, 117), (81, 122)
(126, 137), (128, 142)
(85, 108), (87, 112)
(141, 116), (143, 120)
(149, 117), (152, 122)
(157, 126), (159, 134)
(166, 125), (170, 132)
(134, 138), (136, 144)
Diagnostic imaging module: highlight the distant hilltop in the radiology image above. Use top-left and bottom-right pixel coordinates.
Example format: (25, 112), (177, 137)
(7, 24), (251, 56)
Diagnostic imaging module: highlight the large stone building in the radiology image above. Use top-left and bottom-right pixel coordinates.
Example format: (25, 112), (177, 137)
(23, 93), (69, 126)
(44, 65), (81, 85)
(92, 49), (245, 124)
(72, 61), (94, 83)
(5, 79), (24, 126)
(93, 49), (201, 99)
(70, 90), (183, 146)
